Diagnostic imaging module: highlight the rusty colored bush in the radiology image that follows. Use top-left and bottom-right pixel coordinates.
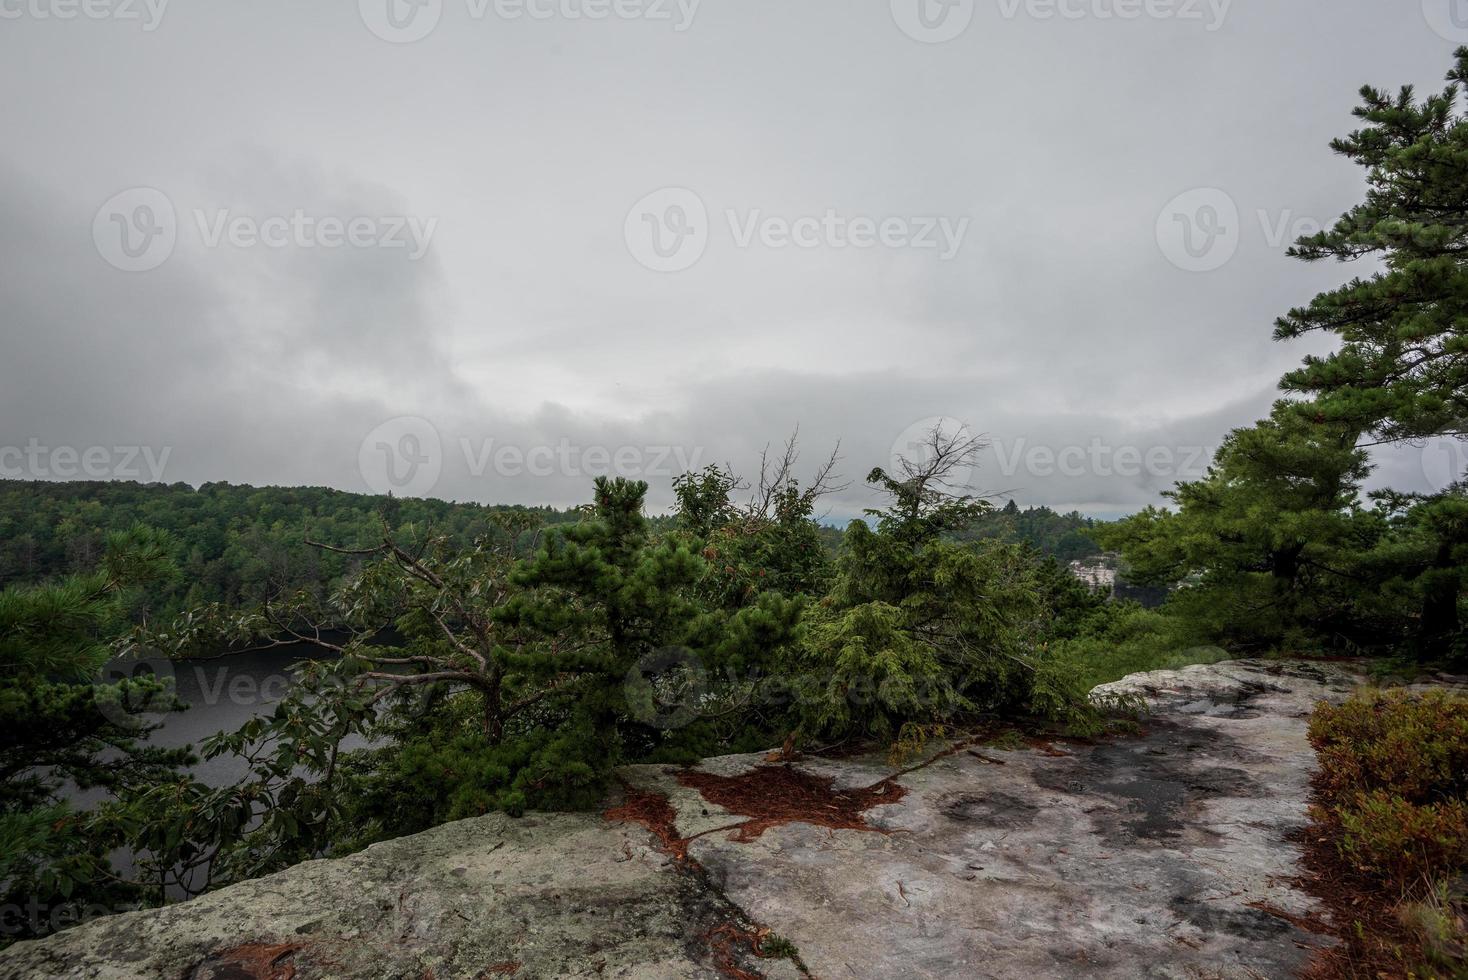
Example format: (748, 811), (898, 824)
(1308, 690), (1468, 886)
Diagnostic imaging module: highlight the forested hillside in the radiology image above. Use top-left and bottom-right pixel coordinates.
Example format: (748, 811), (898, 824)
(0, 480), (1100, 620)
(0, 481), (591, 619)
(957, 500), (1102, 561)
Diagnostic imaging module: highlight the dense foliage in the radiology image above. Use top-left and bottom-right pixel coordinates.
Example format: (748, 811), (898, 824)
(1307, 691), (1468, 972)
(0, 528), (193, 942)
(955, 499), (1103, 562)
(0, 423), (1129, 946)
(797, 430), (1103, 741)
(0, 480), (595, 620)
(1097, 405), (1378, 650)
(1310, 691), (1468, 887)
(0, 479), (1098, 623)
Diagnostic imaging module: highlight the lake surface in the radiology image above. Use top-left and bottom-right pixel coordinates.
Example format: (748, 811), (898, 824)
(64, 646), (367, 898)
(92, 644), (363, 792)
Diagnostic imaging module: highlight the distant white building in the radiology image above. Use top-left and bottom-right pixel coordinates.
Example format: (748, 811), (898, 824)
(1068, 557), (1117, 594)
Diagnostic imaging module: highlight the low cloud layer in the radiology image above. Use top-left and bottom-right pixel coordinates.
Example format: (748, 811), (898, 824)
(1, 2), (1460, 518)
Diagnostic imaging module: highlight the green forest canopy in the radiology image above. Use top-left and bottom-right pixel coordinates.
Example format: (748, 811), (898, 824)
(0, 479), (1105, 621)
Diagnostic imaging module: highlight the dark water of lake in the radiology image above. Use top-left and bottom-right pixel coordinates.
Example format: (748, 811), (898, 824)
(41, 647), (368, 905)
(84, 645), (366, 799)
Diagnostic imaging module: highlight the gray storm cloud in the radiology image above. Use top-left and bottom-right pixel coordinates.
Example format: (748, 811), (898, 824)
(0, 1), (1458, 516)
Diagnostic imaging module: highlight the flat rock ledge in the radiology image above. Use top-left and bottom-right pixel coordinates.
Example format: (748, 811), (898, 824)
(3, 659), (1373, 980)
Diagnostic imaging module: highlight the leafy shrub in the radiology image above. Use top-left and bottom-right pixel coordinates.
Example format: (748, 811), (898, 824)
(792, 435), (1107, 742)
(1310, 691), (1468, 806)
(799, 601), (963, 742)
(1048, 605), (1223, 690)
(1334, 791), (1468, 885)
(1309, 690), (1468, 886)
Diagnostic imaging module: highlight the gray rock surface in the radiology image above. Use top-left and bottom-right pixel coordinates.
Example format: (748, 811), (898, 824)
(3, 659), (1369, 980)
(1, 812), (748, 980)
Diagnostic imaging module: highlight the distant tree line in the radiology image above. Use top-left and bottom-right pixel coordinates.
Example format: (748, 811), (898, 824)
(0, 481), (600, 622)
(0, 479), (1102, 626)
(955, 499), (1103, 562)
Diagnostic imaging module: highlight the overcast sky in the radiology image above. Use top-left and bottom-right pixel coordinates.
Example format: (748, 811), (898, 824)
(1, 1), (1463, 519)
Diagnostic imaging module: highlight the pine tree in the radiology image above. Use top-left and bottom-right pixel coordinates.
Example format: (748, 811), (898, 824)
(1268, 48), (1468, 657)
(1097, 406), (1374, 648)
(0, 526), (188, 944)
(799, 427), (1093, 741)
(1353, 491), (1468, 658)
(497, 477), (803, 786)
(1274, 49), (1468, 445)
